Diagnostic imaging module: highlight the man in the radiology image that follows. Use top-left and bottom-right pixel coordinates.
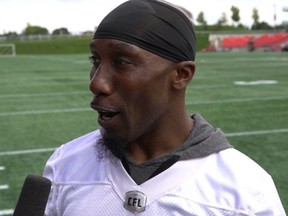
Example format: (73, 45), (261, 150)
(43, 0), (286, 215)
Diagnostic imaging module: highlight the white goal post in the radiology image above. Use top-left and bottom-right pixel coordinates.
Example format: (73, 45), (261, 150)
(0, 43), (16, 56)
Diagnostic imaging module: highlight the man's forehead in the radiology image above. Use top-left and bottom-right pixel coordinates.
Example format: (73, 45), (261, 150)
(90, 39), (142, 54)
(90, 38), (170, 63)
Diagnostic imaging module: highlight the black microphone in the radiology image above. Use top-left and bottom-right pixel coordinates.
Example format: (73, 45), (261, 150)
(13, 175), (51, 216)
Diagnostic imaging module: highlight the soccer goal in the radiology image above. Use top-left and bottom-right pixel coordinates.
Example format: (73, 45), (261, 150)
(0, 43), (16, 56)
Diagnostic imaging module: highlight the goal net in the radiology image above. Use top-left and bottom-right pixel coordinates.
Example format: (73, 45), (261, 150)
(0, 43), (16, 56)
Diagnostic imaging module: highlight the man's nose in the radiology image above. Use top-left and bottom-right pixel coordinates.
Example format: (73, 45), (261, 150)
(89, 66), (113, 97)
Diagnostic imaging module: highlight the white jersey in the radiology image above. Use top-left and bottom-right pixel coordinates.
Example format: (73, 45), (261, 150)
(43, 130), (285, 216)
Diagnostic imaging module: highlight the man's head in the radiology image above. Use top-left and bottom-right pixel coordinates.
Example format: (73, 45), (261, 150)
(93, 0), (196, 62)
(89, 0), (196, 148)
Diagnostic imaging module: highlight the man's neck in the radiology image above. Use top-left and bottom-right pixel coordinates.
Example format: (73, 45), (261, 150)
(126, 115), (194, 164)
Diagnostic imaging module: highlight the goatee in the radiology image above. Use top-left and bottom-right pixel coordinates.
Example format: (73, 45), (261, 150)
(95, 131), (128, 161)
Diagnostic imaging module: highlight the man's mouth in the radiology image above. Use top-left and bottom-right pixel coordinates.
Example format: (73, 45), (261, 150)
(90, 102), (121, 128)
(97, 109), (120, 129)
(98, 110), (119, 120)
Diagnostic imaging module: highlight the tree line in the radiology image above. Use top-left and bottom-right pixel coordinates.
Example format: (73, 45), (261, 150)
(2, 23), (73, 37)
(2, 6), (287, 37)
(196, 6), (285, 31)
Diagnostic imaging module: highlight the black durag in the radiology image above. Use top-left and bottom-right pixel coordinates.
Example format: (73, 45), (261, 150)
(93, 0), (196, 62)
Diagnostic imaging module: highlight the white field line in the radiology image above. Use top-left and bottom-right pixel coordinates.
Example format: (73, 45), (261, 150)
(0, 81), (87, 89)
(0, 209), (14, 216)
(1, 95), (288, 117)
(0, 147), (56, 156)
(226, 128), (288, 137)
(0, 185), (9, 190)
(0, 91), (88, 99)
(22, 55), (88, 63)
(0, 167), (11, 215)
(0, 107), (91, 117)
(187, 95), (288, 105)
(0, 128), (287, 157)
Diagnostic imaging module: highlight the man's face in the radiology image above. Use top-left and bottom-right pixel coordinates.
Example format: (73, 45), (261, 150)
(89, 39), (177, 143)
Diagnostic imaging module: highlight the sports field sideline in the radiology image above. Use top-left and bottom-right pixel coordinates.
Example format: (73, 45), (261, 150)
(0, 52), (287, 214)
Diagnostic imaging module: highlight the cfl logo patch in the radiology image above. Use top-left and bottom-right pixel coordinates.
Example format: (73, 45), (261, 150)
(124, 191), (147, 213)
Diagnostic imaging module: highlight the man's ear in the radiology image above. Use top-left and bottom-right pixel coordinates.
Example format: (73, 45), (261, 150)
(172, 61), (195, 90)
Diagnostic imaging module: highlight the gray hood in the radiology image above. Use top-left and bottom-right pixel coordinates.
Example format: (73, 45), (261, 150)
(179, 113), (233, 160)
(121, 113), (233, 185)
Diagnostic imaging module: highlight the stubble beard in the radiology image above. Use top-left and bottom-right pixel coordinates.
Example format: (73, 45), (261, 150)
(95, 129), (129, 161)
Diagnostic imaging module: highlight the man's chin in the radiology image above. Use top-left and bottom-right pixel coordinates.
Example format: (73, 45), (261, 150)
(100, 127), (125, 140)
(96, 130), (129, 160)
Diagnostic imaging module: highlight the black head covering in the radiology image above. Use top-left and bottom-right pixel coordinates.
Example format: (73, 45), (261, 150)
(93, 0), (196, 62)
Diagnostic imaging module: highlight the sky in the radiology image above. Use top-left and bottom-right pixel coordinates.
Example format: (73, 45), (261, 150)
(0, 0), (287, 35)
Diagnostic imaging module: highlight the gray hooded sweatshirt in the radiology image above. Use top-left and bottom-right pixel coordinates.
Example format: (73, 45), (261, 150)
(121, 114), (233, 185)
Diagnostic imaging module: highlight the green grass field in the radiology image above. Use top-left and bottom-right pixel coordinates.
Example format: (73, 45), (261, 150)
(0, 52), (287, 214)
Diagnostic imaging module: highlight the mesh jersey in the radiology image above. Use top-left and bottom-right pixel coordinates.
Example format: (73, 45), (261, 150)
(43, 130), (286, 216)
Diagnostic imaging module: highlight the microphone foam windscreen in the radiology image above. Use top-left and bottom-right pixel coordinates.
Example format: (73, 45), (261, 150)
(13, 175), (51, 216)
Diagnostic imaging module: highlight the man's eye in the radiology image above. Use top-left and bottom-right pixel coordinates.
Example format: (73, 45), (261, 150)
(89, 55), (100, 66)
(114, 58), (131, 66)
